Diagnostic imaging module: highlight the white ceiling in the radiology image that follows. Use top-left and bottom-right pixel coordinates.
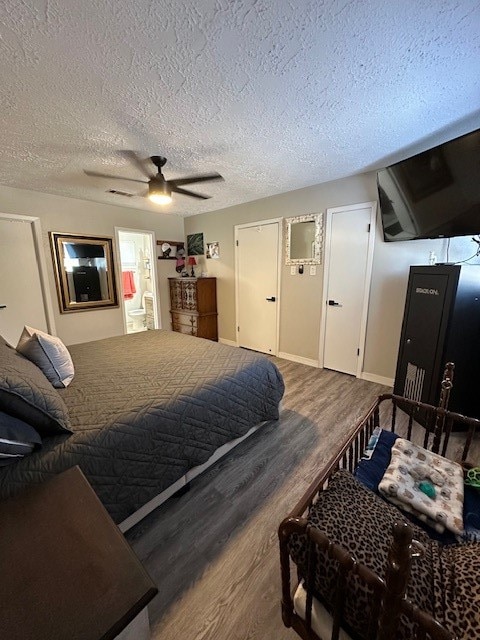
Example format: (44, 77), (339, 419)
(1, 0), (479, 217)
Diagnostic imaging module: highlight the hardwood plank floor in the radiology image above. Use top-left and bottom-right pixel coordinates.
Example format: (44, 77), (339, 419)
(126, 358), (389, 640)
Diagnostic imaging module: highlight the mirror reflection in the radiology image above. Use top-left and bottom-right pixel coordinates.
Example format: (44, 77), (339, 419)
(290, 221), (316, 260)
(50, 233), (118, 313)
(285, 214), (323, 265)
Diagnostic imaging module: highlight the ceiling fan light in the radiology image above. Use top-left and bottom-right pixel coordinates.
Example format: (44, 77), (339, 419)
(148, 192), (172, 205)
(148, 181), (172, 205)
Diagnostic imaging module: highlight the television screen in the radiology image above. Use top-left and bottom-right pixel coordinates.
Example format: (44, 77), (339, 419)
(65, 243), (105, 259)
(377, 128), (480, 241)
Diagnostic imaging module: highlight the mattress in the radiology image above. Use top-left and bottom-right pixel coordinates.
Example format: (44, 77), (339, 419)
(293, 583), (353, 640)
(0, 330), (284, 523)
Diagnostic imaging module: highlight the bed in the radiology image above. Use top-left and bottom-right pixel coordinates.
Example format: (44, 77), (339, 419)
(0, 330), (284, 530)
(279, 392), (480, 640)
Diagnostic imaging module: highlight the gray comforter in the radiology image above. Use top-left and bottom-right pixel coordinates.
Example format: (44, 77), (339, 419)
(0, 331), (284, 523)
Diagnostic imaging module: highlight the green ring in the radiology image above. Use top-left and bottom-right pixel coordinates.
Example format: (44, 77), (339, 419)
(465, 467), (480, 488)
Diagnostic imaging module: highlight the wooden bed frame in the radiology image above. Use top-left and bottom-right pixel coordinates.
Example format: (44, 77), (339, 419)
(278, 388), (479, 640)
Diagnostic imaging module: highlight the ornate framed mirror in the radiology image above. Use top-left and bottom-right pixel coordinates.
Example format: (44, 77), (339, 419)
(50, 232), (118, 313)
(285, 213), (323, 265)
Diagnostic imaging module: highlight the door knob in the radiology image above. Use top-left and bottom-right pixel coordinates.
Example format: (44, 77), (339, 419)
(328, 300), (342, 306)
(266, 296), (276, 302)
(0, 305), (6, 309)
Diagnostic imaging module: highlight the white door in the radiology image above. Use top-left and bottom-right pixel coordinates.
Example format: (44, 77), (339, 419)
(0, 216), (50, 345)
(322, 203), (376, 376)
(236, 220), (281, 355)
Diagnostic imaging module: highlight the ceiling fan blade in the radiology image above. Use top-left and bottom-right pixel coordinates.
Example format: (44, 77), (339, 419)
(118, 150), (156, 180)
(169, 172), (223, 188)
(84, 170), (148, 184)
(171, 186), (210, 200)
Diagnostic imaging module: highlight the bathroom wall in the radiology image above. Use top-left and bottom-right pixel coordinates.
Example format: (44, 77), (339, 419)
(120, 233), (148, 312)
(119, 230), (156, 332)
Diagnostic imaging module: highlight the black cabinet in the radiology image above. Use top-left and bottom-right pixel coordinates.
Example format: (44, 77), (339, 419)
(394, 264), (480, 418)
(72, 265), (102, 302)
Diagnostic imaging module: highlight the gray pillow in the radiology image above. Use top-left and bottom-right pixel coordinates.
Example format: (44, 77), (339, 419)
(0, 411), (42, 466)
(16, 326), (75, 388)
(0, 337), (72, 436)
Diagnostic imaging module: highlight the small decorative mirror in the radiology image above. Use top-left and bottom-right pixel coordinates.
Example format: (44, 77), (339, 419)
(50, 232), (118, 313)
(285, 214), (323, 265)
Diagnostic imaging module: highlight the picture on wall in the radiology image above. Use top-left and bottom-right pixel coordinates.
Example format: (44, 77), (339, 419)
(187, 233), (204, 256)
(206, 241), (220, 259)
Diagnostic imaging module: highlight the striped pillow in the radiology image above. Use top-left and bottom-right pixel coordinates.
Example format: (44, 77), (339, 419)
(16, 326), (74, 389)
(0, 411), (42, 466)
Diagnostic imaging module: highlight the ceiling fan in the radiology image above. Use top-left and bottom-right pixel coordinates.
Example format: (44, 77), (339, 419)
(84, 152), (224, 205)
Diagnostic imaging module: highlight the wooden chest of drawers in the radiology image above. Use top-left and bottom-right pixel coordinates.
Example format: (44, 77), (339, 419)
(168, 277), (218, 341)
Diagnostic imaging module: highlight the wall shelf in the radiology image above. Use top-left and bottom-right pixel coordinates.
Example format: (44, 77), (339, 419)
(156, 240), (184, 260)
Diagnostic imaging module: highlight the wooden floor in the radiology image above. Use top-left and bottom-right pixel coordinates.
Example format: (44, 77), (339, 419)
(127, 359), (389, 640)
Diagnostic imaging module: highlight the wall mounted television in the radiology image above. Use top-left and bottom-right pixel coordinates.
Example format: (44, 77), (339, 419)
(377, 127), (480, 241)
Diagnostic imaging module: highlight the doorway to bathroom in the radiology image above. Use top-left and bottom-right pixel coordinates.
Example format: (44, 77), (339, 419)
(116, 228), (160, 335)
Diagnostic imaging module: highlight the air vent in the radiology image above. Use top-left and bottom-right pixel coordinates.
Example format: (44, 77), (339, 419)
(107, 189), (134, 198)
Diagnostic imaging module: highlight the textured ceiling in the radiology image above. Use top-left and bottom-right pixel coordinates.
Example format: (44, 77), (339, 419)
(0, 0), (479, 217)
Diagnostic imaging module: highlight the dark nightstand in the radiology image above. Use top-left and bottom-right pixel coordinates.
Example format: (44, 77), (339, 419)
(0, 466), (157, 640)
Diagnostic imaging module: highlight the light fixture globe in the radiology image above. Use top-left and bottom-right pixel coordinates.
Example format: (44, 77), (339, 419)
(148, 179), (172, 205)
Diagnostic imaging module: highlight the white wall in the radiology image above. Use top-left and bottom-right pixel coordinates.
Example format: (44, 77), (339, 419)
(185, 173), (480, 380)
(185, 174), (377, 362)
(0, 185), (184, 345)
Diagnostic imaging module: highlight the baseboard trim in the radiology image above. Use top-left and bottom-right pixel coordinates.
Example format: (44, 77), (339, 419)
(278, 352), (319, 368)
(219, 338), (238, 347)
(361, 372), (394, 387)
(218, 342), (320, 369)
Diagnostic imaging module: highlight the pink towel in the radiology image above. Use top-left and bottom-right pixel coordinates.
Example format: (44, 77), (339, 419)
(122, 271), (136, 300)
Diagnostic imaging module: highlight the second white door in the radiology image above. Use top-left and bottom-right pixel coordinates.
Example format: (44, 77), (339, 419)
(322, 203), (375, 375)
(236, 221), (280, 355)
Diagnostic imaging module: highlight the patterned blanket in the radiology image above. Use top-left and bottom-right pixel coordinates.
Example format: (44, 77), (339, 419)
(379, 438), (464, 536)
